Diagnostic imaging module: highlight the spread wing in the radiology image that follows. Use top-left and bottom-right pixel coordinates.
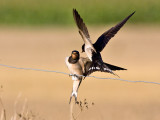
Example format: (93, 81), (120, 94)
(93, 11), (135, 52)
(73, 9), (96, 52)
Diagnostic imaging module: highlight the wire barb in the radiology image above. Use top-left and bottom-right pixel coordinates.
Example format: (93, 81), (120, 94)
(0, 63), (160, 85)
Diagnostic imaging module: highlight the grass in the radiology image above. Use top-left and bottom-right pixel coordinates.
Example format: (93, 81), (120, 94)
(0, 96), (40, 120)
(0, 85), (93, 120)
(0, 0), (160, 25)
(70, 99), (94, 120)
(0, 86), (40, 120)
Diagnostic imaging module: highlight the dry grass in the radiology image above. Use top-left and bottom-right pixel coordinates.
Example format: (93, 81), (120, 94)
(70, 99), (94, 120)
(0, 86), (6, 120)
(0, 26), (160, 120)
(0, 87), (42, 120)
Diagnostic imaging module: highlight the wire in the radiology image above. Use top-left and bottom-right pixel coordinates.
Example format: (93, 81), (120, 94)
(0, 63), (160, 85)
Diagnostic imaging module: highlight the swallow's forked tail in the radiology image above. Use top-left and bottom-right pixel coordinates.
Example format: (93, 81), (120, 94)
(101, 63), (120, 77)
(69, 80), (82, 104)
(69, 91), (77, 104)
(86, 60), (126, 77)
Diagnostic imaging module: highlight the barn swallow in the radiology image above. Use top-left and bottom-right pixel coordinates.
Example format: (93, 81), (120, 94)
(73, 9), (135, 76)
(65, 50), (126, 103)
(65, 50), (86, 103)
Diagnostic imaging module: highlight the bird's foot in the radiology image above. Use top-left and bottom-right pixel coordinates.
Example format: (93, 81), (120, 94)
(73, 74), (79, 77)
(69, 74), (78, 77)
(69, 74), (72, 77)
(72, 74), (80, 81)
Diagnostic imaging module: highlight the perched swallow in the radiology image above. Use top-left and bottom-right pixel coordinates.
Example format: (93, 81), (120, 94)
(65, 50), (89, 103)
(73, 9), (135, 76)
(65, 50), (126, 103)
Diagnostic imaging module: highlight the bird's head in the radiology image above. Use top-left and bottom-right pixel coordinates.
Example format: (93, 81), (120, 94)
(81, 44), (85, 53)
(71, 50), (80, 60)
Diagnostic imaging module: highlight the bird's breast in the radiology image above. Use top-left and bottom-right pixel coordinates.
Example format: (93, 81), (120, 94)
(69, 63), (83, 75)
(65, 57), (83, 75)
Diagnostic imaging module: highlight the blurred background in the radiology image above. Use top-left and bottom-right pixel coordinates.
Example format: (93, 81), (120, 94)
(0, 0), (160, 25)
(0, 0), (160, 120)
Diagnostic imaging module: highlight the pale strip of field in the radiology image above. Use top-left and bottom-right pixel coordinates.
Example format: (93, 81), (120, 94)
(0, 26), (160, 120)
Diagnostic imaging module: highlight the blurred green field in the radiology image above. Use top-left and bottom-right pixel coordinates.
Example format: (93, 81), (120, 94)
(0, 0), (160, 25)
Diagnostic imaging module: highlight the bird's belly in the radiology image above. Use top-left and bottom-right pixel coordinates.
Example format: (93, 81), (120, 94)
(85, 47), (92, 61)
(68, 63), (83, 75)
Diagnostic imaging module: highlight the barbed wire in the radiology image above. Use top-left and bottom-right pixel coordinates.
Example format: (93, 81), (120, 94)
(0, 63), (160, 85)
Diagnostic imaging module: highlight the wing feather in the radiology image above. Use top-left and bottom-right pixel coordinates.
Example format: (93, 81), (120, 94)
(93, 11), (135, 52)
(73, 9), (96, 52)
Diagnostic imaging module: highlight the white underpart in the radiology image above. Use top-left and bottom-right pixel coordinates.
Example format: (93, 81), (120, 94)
(72, 76), (78, 81)
(85, 45), (93, 61)
(65, 57), (82, 99)
(83, 37), (96, 61)
(65, 57), (83, 77)
(72, 80), (80, 97)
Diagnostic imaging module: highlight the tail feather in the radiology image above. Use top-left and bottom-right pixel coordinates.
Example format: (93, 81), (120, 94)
(104, 63), (127, 71)
(69, 80), (82, 104)
(69, 91), (77, 104)
(85, 61), (126, 77)
(102, 63), (120, 77)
